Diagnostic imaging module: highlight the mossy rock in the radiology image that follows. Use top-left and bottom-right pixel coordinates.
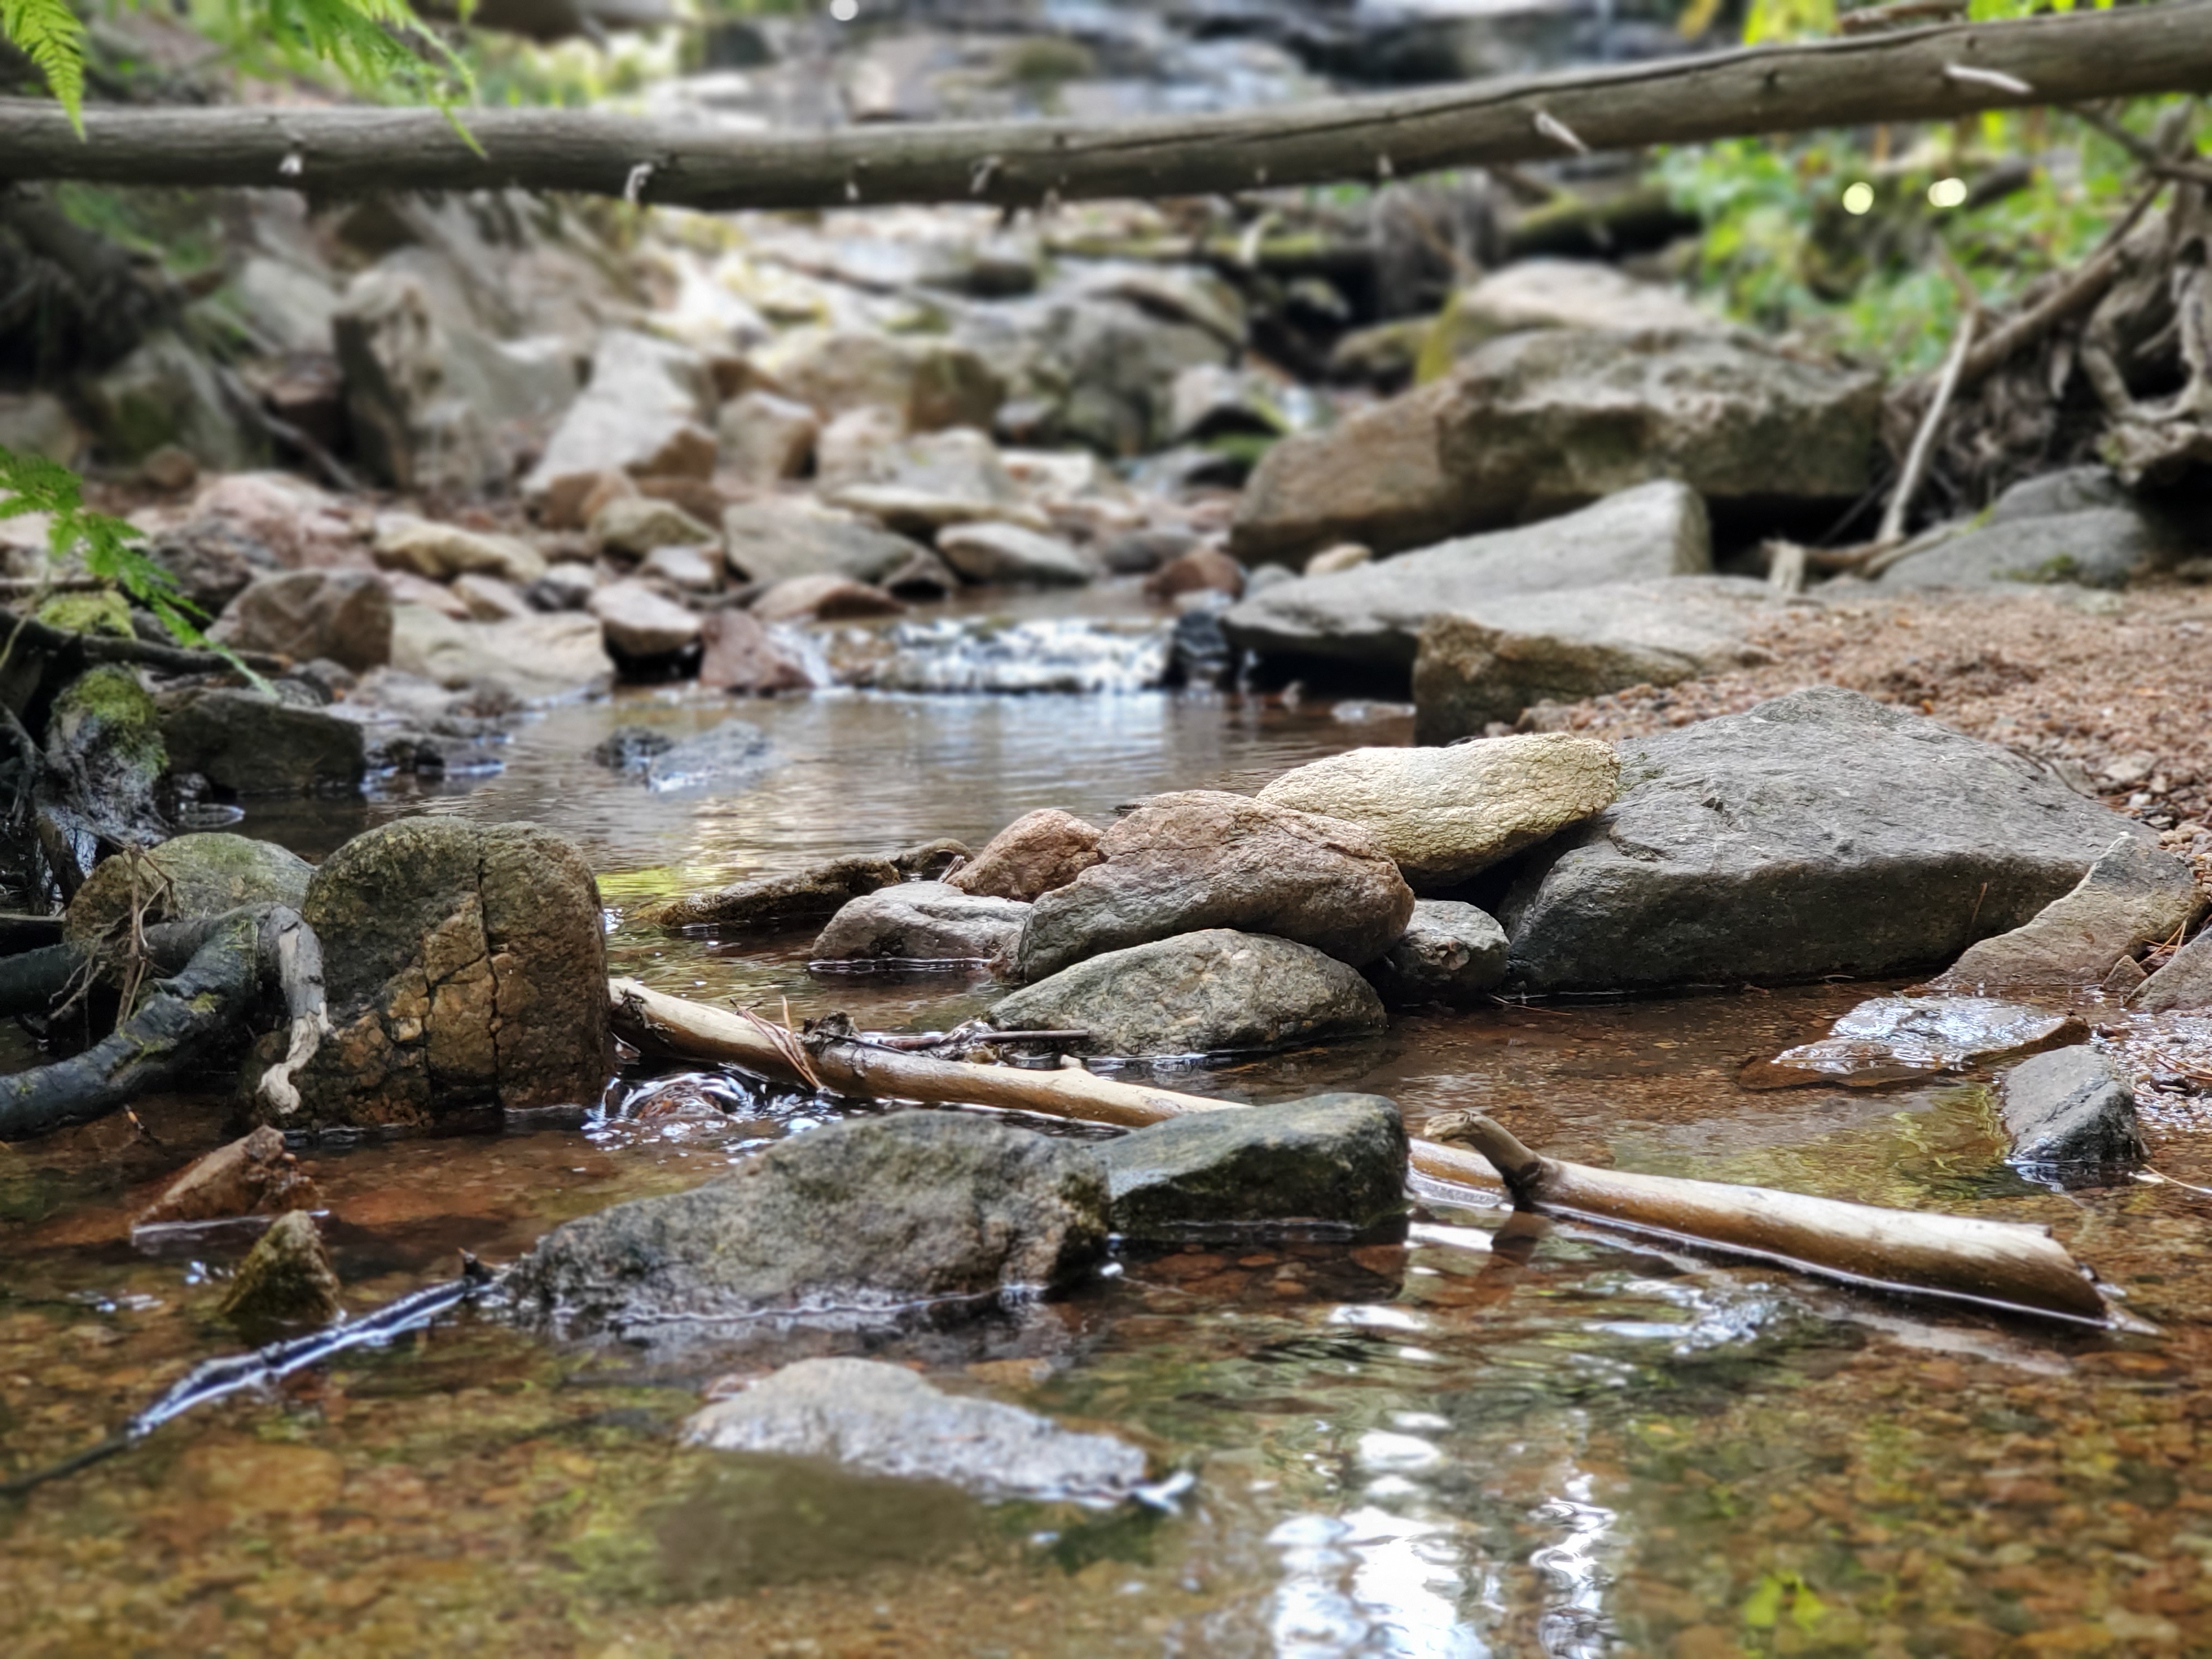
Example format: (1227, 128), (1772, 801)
(65, 832), (313, 947)
(45, 664), (166, 829)
(36, 590), (136, 639)
(221, 1210), (341, 1331)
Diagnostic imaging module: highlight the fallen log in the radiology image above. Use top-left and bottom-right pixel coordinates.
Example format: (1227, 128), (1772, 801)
(1425, 1112), (2114, 1327)
(608, 980), (2121, 1327)
(0, 6), (2208, 207)
(0, 606), (285, 679)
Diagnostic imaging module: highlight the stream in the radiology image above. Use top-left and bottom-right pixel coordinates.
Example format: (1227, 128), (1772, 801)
(4, 590), (2209, 1656)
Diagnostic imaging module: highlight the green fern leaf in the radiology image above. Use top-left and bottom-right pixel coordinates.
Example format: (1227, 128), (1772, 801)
(0, 0), (86, 132)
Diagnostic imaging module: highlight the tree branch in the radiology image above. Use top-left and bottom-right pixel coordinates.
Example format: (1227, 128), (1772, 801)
(0, 6), (2208, 207)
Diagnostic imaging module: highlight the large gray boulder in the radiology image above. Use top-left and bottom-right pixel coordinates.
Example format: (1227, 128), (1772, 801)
(2132, 926), (2212, 1013)
(1879, 467), (2193, 591)
(1014, 791), (1415, 981)
(1363, 900), (1509, 1007)
(508, 1113), (1109, 1337)
(522, 330), (716, 501)
(1221, 482), (1711, 673)
(1502, 687), (2156, 992)
(158, 687), (366, 795)
(1229, 329), (1882, 565)
(2000, 1046), (2147, 1174)
(991, 929), (1388, 1058)
(1256, 734), (1619, 890)
(720, 500), (927, 587)
(1101, 1093), (1408, 1235)
(1410, 576), (1781, 742)
(811, 881), (1030, 966)
(1932, 833), (2204, 992)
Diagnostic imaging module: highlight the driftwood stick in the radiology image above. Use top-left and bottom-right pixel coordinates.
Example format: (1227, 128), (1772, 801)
(1955, 179), (2166, 388)
(1426, 1112), (2113, 1325)
(0, 7), (2209, 206)
(1877, 301), (1980, 544)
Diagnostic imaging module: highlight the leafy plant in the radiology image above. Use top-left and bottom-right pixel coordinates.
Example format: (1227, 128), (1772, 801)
(1, 0), (86, 129)
(0, 443), (207, 647)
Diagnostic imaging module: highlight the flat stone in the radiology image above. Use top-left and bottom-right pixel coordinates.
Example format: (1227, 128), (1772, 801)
(641, 544), (722, 592)
(1409, 575), (1781, 742)
(211, 570), (393, 674)
(2000, 1045), (2147, 1173)
(751, 574), (905, 623)
(1256, 734), (1620, 890)
(1015, 790), (1415, 981)
(1427, 260), (1717, 362)
(507, 1113), (1107, 1339)
(67, 833), (312, 946)
(1933, 833), (2205, 991)
(991, 928), (1389, 1058)
(591, 494), (716, 557)
(642, 719), (775, 793)
(935, 522), (1096, 587)
(1101, 1092), (1407, 1235)
(390, 606), (615, 703)
(158, 689), (366, 795)
(683, 1358), (1148, 1506)
(1221, 482), (1712, 673)
(589, 579), (703, 658)
(1230, 329), (1880, 565)
(2132, 926), (2212, 1013)
(1740, 996), (2086, 1089)
(720, 499), (929, 587)
(823, 428), (1027, 534)
(697, 608), (813, 694)
(811, 880), (1030, 966)
(637, 839), (968, 930)
(1878, 469), (2192, 591)
(946, 808), (1103, 902)
(1502, 687), (2156, 992)
(1363, 899), (1509, 1007)
(373, 514), (546, 586)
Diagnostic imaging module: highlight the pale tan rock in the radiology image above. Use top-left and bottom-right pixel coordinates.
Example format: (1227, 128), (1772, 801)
(1256, 734), (1620, 890)
(718, 389), (819, 485)
(749, 574), (905, 623)
(373, 512), (546, 585)
(948, 809), (1103, 902)
(452, 572), (531, 622)
(212, 569), (392, 672)
(1305, 543), (1372, 576)
(588, 579), (702, 657)
(590, 494), (715, 558)
(538, 469), (636, 532)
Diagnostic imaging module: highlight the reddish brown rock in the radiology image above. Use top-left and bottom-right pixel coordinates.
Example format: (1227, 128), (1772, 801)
(136, 1125), (321, 1227)
(1144, 545), (1244, 602)
(947, 808), (1104, 902)
(698, 608), (813, 695)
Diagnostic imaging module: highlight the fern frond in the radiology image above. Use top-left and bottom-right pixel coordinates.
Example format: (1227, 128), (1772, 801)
(252, 0), (475, 111)
(0, 0), (86, 132)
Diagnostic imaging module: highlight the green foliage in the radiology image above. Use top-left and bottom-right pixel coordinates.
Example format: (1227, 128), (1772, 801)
(1, 0), (86, 128)
(0, 444), (207, 648)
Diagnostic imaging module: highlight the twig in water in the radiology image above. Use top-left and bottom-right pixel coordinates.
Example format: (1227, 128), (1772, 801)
(727, 1001), (825, 1092)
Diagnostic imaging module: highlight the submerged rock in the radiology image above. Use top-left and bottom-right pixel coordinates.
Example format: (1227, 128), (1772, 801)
(637, 840), (968, 931)
(221, 1211), (341, 1330)
(643, 720), (775, 793)
(590, 725), (673, 772)
(1741, 996), (2086, 1090)
(1017, 791), (1414, 981)
(946, 809), (1103, 902)
(1102, 1093), (1407, 1235)
(991, 929), (1387, 1057)
(66, 833), (311, 946)
(683, 1358), (1149, 1506)
(1502, 688), (2155, 992)
(2000, 1045), (2147, 1175)
(812, 881), (1029, 967)
(1221, 482), (1712, 673)
(1934, 833), (2205, 991)
(285, 820), (608, 1128)
(1363, 900), (1509, 1007)
(157, 687), (366, 795)
(1256, 735), (1619, 890)
(137, 1125), (321, 1228)
(508, 1112), (1108, 1337)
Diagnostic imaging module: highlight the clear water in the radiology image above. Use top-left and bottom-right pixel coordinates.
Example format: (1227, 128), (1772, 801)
(4, 668), (2210, 1657)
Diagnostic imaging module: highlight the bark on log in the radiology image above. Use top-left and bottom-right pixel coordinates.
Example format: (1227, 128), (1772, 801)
(0, 607), (286, 679)
(0, 6), (2208, 207)
(607, 980), (2117, 1325)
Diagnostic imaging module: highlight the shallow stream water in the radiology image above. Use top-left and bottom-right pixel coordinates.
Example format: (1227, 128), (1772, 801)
(4, 624), (2211, 1657)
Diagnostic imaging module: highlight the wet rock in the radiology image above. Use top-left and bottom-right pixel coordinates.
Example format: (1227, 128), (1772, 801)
(1257, 734), (1619, 890)
(211, 570), (393, 674)
(136, 1125), (321, 1227)
(84, 331), (260, 471)
(812, 881), (1029, 966)
(1878, 467), (2190, 590)
(698, 607), (813, 694)
(523, 330), (717, 500)
(637, 839), (968, 931)
(66, 833), (312, 946)
(221, 1210), (341, 1330)
(2000, 1045), (2147, 1173)
(935, 521), (1095, 586)
(451, 571), (532, 622)
(2132, 925), (2212, 1013)
(591, 494), (716, 558)
(1426, 260), (1716, 365)
(390, 607), (615, 703)
(717, 389), (819, 485)
(1740, 996), (2087, 1089)
(158, 688), (366, 795)
(720, 499), (929, 587)
(1230, 331), (1879, 565)
(287, 819), (608, 1128)
(1363, 900), (1509, 1007)
(508, 1112), (1107, 1336)
(1018, 791), (1414, 981)
(643, 720), (775, 793)
(1933, 834), (2205, 991)
(824, 428), (1028, 534)
(588, 580), (703, 660)
(44, 665), (166, 835)
(373, 513), (546, 586)
(1144, 545), (1244, 602)
(757, 328), (1003, 433)
(946, 809), (1103, 902)
(751, 574), (905, 624)
(1222, 482), (1712, 673)
(1409, 576), (1780, 742)
(1102, 1093), (1407, 1235)
(1502, 687), (2154, 992)
(992, 928), (1388, 1057)
(590, 725), (673, 772)
(682, 1358), (1148, 1505)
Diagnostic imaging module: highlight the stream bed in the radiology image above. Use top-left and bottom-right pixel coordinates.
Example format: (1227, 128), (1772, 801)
(4, 667), (2210, 1657)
